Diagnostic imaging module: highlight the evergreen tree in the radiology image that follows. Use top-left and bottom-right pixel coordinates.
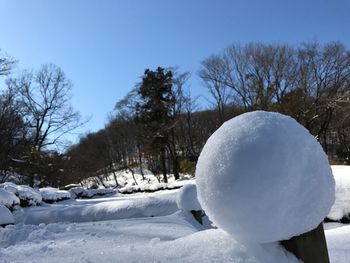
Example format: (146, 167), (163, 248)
(135, 67), (175, 183)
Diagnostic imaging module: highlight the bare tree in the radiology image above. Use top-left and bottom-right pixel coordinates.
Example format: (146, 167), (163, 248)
(9, 64), (83, 151)
(199, 55), (233, 125)
(0, 51), (16, 77)
(7, 64), (84, 185)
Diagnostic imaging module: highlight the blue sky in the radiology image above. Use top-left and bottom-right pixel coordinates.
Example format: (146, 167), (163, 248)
(0, 0), (349, 143)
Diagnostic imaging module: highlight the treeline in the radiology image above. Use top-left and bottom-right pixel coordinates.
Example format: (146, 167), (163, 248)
(67, 41), (350, 187)
(1, 41), (350, 188)
(199, 41), (350, 157)
(0, 52), (83, 186)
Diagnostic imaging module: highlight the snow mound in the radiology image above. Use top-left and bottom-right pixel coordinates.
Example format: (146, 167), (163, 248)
(14, 192), (179, 225)
(196, 111), (335, 243)
(0, 189), (20, 210)
(0, 182), (42, 207)
(0, 205), (14, 226)
(176, 184), (201, 211)
(327, 166), (350, 221)
(39, 187), (71, 203)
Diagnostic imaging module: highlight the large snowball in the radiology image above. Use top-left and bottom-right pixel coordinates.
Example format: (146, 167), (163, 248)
(196, 111), (335, 243)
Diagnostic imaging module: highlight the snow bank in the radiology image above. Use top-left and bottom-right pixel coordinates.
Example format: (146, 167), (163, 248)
(328, 166), (350, 221)
(0, 182), (42, 207)
(14, 192), (178, 225)
(0, 189), (20, 210)
(0, 205), (14, 226)
(0, 211), (298, 263)
(39, 187), (71, 203)
(176, 183), (201, 211)
(196, 111), (335, 243)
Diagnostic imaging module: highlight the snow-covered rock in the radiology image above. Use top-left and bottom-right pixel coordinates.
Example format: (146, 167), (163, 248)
(0, 182), (42, 207)
(196, 111), (335, 243)
(0, 205), (14, 226)
(0, 189), (20, 210)
(69, 187), (115, 199)
(39, 187), (71, 203)
(176, 184), (201, 211)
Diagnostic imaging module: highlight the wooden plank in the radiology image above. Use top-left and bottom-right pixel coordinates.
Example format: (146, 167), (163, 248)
(280, 223), (330, 263)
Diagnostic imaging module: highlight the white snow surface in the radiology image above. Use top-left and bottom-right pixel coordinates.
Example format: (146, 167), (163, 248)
(176, 183), (202, 211)
(39, 187), (71, 202)
(0, 205), (14, 226)
(0, 187), (348, 262)
(0, 182), (42, 206)
(325, 223), (350, 263)
(328, 165), (350, 220)
(13, 191), (179, 225)
(196, 111), (335, 243)
(0, 189), (20, 209)
(0, 192), (299, 263)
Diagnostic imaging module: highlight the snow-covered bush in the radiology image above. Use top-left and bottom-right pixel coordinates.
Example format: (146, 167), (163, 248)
(0, 205), (14, 226)
(69, 187), (115, 199)
(0, 189), (20, 211)
(176, 184), (201, 211)
(196, 111), (335, 243)
(118, 181), (188, 194)
(69, 187), (87, 198)
(0, 182), (42, 207)
(39, 187), (71, 203)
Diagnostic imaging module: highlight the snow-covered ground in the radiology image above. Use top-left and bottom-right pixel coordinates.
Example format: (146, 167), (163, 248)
(0, 189), (299, 263)
(0, 164), (349, 262)
(0, 186), (348, 262)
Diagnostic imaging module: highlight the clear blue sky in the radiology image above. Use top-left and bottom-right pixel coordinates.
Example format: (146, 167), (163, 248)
(0, 0), (349, 143)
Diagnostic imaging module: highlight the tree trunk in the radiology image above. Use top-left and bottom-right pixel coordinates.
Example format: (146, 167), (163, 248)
(137, 145), (145, 180)
(111, 168), (119, 187)
(161, 148), (168, 183)
(173, 155), (179, 180)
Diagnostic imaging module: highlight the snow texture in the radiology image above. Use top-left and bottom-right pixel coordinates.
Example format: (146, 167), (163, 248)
(0, 182), (42, 206)
(328, 165), (350, 221)
(326, 223), (350, 263)
(196, 111), (335, 243)
(0, 186), (346, 263)
(0, 210), (299, 263)
(39, 187), (71, 202)
(176, 183), (202, 211)
(0, 189), (20, 210)
(0, 205), (14, 226)
(14, 191), (178, 225)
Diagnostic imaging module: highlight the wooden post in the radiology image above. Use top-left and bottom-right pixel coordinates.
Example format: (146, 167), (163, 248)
(191, 210), (204, 225)
(280, 223), (330, 263)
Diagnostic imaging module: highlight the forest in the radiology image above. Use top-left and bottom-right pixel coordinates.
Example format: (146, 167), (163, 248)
(1, 41), (350, 187)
